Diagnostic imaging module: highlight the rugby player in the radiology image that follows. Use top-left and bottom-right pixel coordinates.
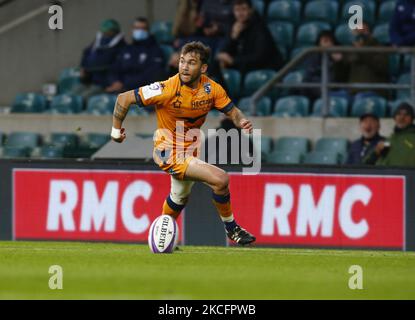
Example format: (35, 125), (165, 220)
(111, 41), (256, 245)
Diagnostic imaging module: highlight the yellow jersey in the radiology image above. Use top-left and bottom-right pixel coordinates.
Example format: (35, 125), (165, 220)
(134, 74), (234, 154)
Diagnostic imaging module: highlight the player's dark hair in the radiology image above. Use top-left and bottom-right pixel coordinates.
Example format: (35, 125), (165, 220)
(233, 0), (252, 7)
(181, 41), (211, 65)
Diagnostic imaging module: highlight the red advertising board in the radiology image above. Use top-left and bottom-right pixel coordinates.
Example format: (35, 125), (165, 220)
(230, 173), (405, 249)
(13, 169), (179, 242)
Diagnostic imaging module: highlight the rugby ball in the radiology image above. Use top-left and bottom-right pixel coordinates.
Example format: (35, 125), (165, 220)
(148, 215), (179, 254)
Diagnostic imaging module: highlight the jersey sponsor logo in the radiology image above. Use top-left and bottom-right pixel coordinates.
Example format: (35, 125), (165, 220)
(192, 98), (214, 111)
(142, 82), (162, 100)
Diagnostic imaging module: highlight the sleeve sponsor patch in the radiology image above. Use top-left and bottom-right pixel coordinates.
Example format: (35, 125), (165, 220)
(142, 82), (163, 100)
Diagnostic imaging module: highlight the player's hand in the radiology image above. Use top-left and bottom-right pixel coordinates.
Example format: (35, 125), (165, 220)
(112, 128), (127, 143)
(240, 119), (253, 134)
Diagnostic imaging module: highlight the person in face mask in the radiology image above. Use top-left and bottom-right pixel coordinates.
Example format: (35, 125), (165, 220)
(106, 17), (166, 94)
(73, 19), (126, 99)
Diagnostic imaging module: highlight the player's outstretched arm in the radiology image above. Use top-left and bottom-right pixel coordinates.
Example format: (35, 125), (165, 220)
(226, 107), (253, 134)
(111, 90), (136, 143)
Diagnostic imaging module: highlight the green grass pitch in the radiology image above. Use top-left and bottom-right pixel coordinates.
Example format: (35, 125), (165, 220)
(0, 242), (414, 300)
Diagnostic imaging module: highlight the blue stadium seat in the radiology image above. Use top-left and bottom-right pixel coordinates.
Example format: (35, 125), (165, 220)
(397, 73), (411, 100)
(87, 94), (117, 115)
(50, 94), (83, 114)
(252, 136), (274, 160)
(312, 97), (349, 117)
(151, 21), (174, 44)
(267, 151), (303, 164)
(3, 146), (31, 159)
(222, 69), (242, 100)
(243, 69), (277, 96)
(281, 70), (305, 96)
(237, 96), (273, 116)
(58, 68), (81, 94)
(283, 70), (305, 85)
(373, 23), (390, 45)
(304, 0), (339, 26)
(209, 109), (221, 118)
(304, 151), (340, 165)
(128, 106), (151, 117)
(296, 22), (332, 46)
(11, 93), (47, 113)
(260, 136), (273, 155)
(267, 0), (302, 24)
(5, 132), (41, 149)
(351, 96), (387, 118)
(315, 137), (349, 163)
(335, 24), (355, 45)
(252, 0), (265, 16)
(268, 22), (295, 49)
(273, 96), (310, 117)
(86, 133), (111, 148)
(274, 136), (310, 154)
(378, 0), (396, 24)
(403, 54), (413, 71)
(389, 54), (401, 79)
(160, 45), (175, 65)
(40, 146), (64, 159)
(50, 133), (79, 148)
(341, 0), (376, 26)
(277, 46), (289, 62)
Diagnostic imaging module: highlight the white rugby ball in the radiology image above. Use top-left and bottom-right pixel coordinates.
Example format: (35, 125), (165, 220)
(148, 215), (179, 254)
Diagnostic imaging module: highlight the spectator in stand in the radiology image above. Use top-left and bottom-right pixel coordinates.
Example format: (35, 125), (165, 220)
(390, 0), (415, 46)
(198, 0), (234, 44)
(303, 30), (349, 100)
(169, 0), (234, 73)
(364, 103), (415, 167)
(172, 0), (202, 40)
(106, 17), (165, 93)
(73, 19), (126, 99)
(345, 22), (389, 98)
(215, 0), (283, 75)
(347, 114), (386, 165)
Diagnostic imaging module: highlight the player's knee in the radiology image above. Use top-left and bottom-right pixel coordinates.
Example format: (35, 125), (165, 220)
(213, 171), (229, 192)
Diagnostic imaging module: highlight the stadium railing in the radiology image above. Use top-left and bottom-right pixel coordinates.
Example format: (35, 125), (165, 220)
(250, 46), (415, 117)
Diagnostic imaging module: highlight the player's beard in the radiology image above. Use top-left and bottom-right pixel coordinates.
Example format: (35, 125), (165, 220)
(180, 70), (202, 87)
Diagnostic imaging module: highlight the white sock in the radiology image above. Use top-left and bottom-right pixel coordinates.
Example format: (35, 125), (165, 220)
(221, 214), (234, 223)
